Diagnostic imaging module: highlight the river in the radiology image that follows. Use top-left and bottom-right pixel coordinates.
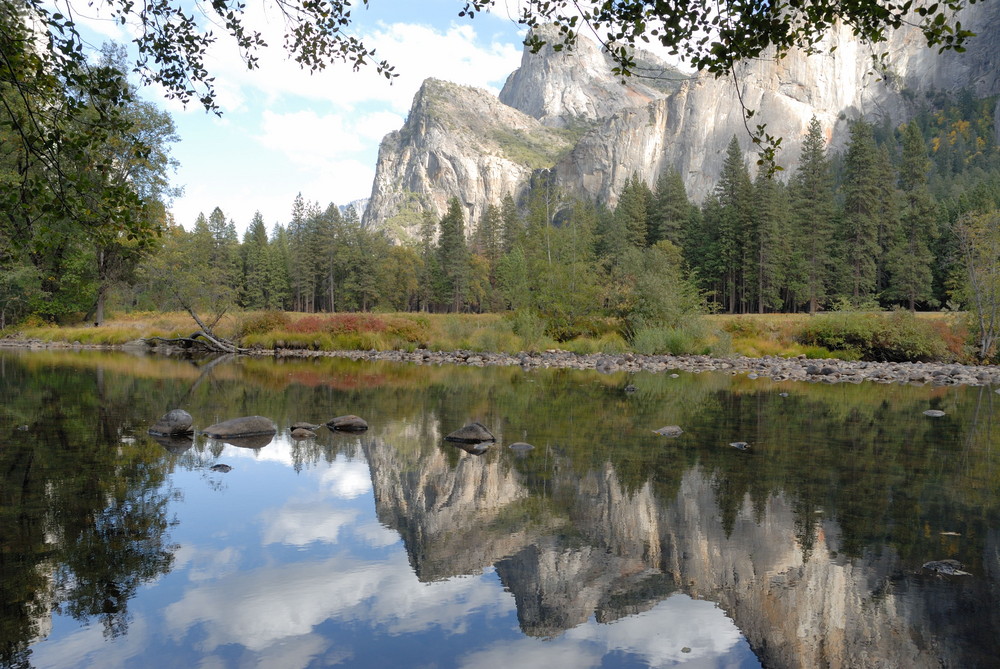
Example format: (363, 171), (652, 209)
(1, 349), (997, 668)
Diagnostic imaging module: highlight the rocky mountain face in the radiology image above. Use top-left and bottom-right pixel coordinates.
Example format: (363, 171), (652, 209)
(362, 5), (1000, 239)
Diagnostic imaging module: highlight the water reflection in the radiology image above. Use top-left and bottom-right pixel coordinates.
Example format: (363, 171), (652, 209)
(2, 350), (998, 667)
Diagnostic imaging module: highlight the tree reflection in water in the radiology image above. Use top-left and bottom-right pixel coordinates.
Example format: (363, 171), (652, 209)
(1, 350), (998, 668)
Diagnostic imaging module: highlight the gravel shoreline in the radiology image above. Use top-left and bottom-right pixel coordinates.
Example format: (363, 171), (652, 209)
(5, 338), (999, 387)
(272, 346), (1000, 388)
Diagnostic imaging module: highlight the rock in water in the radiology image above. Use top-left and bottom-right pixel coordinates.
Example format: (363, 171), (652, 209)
(291, 421), (321, 430)
(922, 559), (971, 576)
(290, 427), (316, 439)
(210, 464), (232, 473)
(923, 409), (946, 417)
(222, 434), (274, 449)
(729, 441), (751, 451)
(509, 442), (535, 451)
(151, 434), (194, 454)
(653, 425), (683, 438)
(202, 416), (277, 438)
(453, 442), (491, 455)
(445, 422), (496, 443)
(328, 415), (369, 432)
(149, 409), (194, 436)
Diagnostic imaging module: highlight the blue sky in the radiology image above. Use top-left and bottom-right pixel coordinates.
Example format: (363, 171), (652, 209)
(76, 1), (530, 235)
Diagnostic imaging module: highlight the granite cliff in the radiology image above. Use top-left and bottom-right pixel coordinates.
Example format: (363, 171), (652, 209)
(362, 5), (1000, 239)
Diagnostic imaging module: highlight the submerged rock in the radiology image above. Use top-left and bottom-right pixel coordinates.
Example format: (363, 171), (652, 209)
(923, 409), (946, 417)
(149, 409), (194, 436)
(290, 427), (316, 439)
(509, 441), (535, 451)
(151, 433), (194, 454)
(922, 559), (971, 576)
(210, 464), (232, 473)
(729, 441), (751, 451)
(221, 433), (275, 449)
(328, 415), (369, 431)
(202, 415), (276, 438)
(453, 442), (491, 455)
(291, 421), (321, 430)
(444, 422), (496, 443)
(653, 425), (684, 438)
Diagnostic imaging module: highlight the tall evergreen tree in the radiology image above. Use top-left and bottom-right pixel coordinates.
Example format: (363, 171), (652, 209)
(437, 198), (470, 312)
(715, 136), (754, 312)
(648, 168), (693, 247)
(885, 121), (938, 309)
(839, 121), (884, 305)
(789, 117), (837, 313)
(751, 172), (792, 312)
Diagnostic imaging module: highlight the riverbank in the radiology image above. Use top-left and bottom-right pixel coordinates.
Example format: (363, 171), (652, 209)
(4, 336), (997, 388)
(274, 346), (1000, 387)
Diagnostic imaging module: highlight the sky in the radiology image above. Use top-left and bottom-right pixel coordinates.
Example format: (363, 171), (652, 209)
(75, 1), (532, 235)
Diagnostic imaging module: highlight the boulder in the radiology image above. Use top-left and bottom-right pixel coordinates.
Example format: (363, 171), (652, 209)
(202, 415), (277, 438)
(923, 409), (946, 417)
(509, 441), (535, 450)
(729, 441), (751, 451)
(291, 421), (321, 430)
(149, 409), (194, 436)
(653, 425), (683, 438)
(291, 427), (316, 439)
(328, 415), (369, 431)
(444, 422), (496, 443)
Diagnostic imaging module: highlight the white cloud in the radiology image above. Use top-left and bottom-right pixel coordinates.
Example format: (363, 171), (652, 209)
(320, 457), (373, 499)
(163, 552), (514, 653)
(260, 504), (359, 546)
(462, 594), (745, 668)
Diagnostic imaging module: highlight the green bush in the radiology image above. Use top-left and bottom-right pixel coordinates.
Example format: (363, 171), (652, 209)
(508, 309), (548, 350)
(795, 311), (948, 362)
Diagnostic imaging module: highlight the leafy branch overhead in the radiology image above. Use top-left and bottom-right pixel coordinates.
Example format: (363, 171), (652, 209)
(15, 0), (979, 116)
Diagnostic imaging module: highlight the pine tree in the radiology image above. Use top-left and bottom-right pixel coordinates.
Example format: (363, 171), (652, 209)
(839, 121), (883, 305)
(437, 198), (470, 312)
(885, 121), (938, 309)
(615, 173), (652, 250)
(715, 136), (754, 312)
(648, 168), (693, 246)
(240, 212), (269, 309)
(500, 194), (522, 254)
(751, 172), (792, 312)
(789, 117), (837, 313)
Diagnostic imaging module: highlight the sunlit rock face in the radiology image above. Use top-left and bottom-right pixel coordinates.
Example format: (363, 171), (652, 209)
(363, 78), (574, 242)
(363, 5), (1000, 239)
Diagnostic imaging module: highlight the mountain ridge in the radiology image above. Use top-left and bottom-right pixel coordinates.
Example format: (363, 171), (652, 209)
(362, 6), (1000, 239)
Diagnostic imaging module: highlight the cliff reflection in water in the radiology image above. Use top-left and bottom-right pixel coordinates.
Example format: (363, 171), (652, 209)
(3, 351), (999, 668)
(363, 377), (1000, 669)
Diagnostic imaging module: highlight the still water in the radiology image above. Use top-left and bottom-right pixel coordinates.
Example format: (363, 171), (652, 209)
(1, 350), (998, 668)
